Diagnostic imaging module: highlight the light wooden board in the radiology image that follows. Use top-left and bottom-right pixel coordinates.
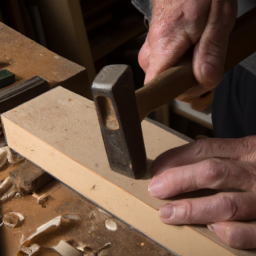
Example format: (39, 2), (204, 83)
(2, 87), (255, 256)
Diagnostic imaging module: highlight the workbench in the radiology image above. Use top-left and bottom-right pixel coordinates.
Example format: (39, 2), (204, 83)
(0, 162), (175, 256)
(0, 22), (174, 256)
(1, 17), (256, 256)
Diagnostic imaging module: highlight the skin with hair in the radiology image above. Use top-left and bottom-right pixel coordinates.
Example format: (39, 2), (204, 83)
(139, 0), (256, 249)
(148, 136), (256, 249)
(139, 0), (237, 99)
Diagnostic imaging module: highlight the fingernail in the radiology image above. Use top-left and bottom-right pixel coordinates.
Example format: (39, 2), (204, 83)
(148, 177), (164, 197)
(159, 205), (174, 219)
(207, 224), (215, 232)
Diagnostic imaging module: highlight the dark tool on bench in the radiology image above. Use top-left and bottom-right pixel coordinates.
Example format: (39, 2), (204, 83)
(0, 76), (48, 113)
(0, 69), (15, 89)
(92, 7), (256, 179)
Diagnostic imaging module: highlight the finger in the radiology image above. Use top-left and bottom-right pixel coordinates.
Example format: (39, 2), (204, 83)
(144, 31), (191, 84)
(158, 192), (256, 225)
(208, 221), (256, 249)
(193, 0), (237, 88)
(138, 36), (150, 73)
(149, 158), (255, 198)
(153, 136), (256, 175)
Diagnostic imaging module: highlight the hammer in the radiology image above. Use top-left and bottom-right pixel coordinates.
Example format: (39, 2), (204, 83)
(92, 7), (256, 179)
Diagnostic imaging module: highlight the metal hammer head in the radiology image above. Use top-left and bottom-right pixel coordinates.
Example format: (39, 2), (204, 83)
(92, 65), (147, 179)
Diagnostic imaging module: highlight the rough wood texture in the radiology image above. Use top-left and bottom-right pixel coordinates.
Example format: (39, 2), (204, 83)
(0, 22), (91, 98)
(9, 160), (53, 193)
(0, 172), (175, 256)
(2, 87), (255, 256)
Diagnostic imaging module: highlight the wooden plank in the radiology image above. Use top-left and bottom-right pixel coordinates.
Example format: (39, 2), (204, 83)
(1, 87), (253, 256)
(0, 172), (175, 256)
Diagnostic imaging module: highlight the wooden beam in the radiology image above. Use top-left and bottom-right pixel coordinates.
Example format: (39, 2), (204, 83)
(1, 87), (252, 256)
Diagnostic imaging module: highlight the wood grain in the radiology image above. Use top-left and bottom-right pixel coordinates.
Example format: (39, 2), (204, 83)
(0, 21), (90, 98)
(2, 87), (255, 256)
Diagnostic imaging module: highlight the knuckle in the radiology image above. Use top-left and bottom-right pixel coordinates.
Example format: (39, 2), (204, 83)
(220, 194), (237, 220)
(193, 138), (209, 157)
(138, 41), (150, 71)
(214, 139), (228, 154)
(238, 136), (256, 161)
(149, 21), (192, 56)
(200, 159), (224, 187)
(156, 33), (189, 56)
(138, 51), (147, 71)
(176, 200), (193, 223)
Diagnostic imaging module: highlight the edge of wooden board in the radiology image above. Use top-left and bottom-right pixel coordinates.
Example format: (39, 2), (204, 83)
(1, 87), (243, 256)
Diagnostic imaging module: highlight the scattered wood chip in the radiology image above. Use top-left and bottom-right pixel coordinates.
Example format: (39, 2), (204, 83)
(105, 218), (117, 231)
(0, 176), (13, 197)
(0, 185), (19, 203)
(2, 146), (24, 164)
(21, 215), (62, 247)
(83, 242), (111, 255)
(0, 147), (7, 169)
(18, 244), (40, 256)
(53, 240), (83, 256)
(98, 242), (111, 252)
(21, 214), (81, 247)
(32, 180), (61, 205)
(3, 211), (24, 228)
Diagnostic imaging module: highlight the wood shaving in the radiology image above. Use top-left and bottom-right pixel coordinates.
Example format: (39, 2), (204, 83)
(105, 218), (117, 231)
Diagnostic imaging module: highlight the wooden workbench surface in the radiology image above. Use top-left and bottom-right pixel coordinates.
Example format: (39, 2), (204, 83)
(1, 21), (172, 256)
(0, 22), (91, 99)
(0, 163), (174, 256)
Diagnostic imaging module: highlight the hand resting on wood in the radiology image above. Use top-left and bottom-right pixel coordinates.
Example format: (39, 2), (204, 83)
(149, 136), (256, 249)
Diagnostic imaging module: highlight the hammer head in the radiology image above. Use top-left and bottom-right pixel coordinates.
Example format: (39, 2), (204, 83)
(92, 65), (147, 179)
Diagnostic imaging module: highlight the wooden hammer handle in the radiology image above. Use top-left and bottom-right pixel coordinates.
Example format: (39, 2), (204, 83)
(136, 7), (256, 121)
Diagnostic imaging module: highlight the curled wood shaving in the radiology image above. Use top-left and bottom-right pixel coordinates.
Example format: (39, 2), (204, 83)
(0, 176), (13, 197)
(53, 240), (83, 256)
(2, 146), (25, 164)
(0, 148), (7, 169)
(0, 185), (19, 203)
(105, 218), (117, 231)
(20, 214), (81, 247)
(3, 211), (24, 228)
(18, 244), (40, 256)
